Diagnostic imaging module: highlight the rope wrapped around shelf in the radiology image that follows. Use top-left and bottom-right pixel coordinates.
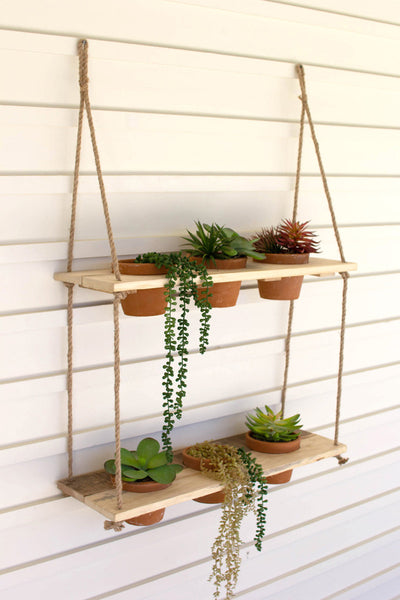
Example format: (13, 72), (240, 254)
(280, 64), (349, 465)
(64, 40), (127, 509)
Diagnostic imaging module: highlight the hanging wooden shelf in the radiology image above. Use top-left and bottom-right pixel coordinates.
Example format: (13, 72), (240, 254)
(57, 431), (346, 522)
(55, 257), (357, 294)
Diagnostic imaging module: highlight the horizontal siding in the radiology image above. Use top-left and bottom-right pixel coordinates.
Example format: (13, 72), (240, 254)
(1, 1), (399, 598)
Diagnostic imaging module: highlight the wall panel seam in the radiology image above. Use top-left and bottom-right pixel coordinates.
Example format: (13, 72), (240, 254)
(1, 486), (399, 579)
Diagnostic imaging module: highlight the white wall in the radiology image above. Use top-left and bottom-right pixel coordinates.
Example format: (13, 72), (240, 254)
(0, 1), (399, 598)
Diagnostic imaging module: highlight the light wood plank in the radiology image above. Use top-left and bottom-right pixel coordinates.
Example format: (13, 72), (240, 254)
(54, 258), (357, 293)
(57, 432), (346, 521)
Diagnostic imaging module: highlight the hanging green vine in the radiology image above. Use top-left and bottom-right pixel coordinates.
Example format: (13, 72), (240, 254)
(186, 442), (268, 600)
(135, 252), (212, 460)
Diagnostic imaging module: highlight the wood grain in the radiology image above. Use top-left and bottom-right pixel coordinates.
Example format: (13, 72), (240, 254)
(54, 258), (357, 293)
(57, 432), (347, 521)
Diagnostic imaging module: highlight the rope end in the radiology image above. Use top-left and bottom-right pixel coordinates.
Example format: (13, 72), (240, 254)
(104, 520), (125, 532)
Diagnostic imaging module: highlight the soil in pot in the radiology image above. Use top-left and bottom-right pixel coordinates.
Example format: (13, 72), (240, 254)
(256, 253), (309, 301)
(110, 476), (170, 526)
(118, 260), (168, 316)
(192, 256), (247, 308)
(245, 431), (301, 484)
(182, 448), (225, 503)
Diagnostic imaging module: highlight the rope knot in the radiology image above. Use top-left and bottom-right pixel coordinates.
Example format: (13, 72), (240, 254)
(115, 291), (129, 301)
(104, 520), (125, 532)
(336, 455), (349, 466)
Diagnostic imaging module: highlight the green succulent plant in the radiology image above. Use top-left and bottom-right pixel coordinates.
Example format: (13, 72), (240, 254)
(134, 251), (212, 460)
(246, 405), (302, 442)
(182, 221), (264, 264)
(104, 437), (183, 485)
(187, 441), (268, 600)
(254, 219), (319, 255)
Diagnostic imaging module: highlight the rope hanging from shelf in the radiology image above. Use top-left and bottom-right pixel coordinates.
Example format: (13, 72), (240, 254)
(280, 64), (349, 464)
(65, 40), (125, 513)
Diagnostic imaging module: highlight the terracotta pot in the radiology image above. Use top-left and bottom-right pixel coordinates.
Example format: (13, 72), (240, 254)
(245, 431), (300, 484)
(118, 260), (168, 316)
(256, 253), (309, 300)
(182, 448), (225, 504)
(192, 256), (247, 308)
(110, 476), (170, 526)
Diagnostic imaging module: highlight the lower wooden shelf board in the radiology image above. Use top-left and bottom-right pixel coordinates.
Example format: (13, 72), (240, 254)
(57, 431), (347, 522)
(54, 257), (357, 294)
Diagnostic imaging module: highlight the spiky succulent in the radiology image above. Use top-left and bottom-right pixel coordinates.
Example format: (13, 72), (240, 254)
(182, 221), (264, 263)
(254, 219), (319, 255)
(246, 405), (302, 442)
(104, 437), (183, 484)
(253, 226), (281, 254)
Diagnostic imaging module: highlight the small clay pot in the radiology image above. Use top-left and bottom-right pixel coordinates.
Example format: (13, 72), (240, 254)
(125, 508), (166, 527)
(118, 260), (168, 316)
(256, 253), (309, 300)
(182, 448), (225, 504)
(110, 476), (170, 526)
(192, 256), (247, 308)
(245, 432), (300, 484)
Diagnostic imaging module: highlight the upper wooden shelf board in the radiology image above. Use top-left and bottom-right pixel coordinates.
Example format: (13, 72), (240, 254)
(57, 431), (347, 522)
(55, 258), (357, 294)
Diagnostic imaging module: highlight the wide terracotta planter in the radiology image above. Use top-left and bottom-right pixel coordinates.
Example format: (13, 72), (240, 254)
(245, 431), (301, 484)
(256, 253), (309, 300)
(192, 256), (247, 308)
(110, 476), (170, 526)
(118, 259), (168, 316)
(182, 448), (225, 504)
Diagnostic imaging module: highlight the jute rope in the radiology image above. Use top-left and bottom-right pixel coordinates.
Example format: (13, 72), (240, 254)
(280, 91), (305, 418)
(113, 293), (125, 510)
(104, 520), (125, 532)
(280, 65), (350, 462)
(65, 40), (126, 489)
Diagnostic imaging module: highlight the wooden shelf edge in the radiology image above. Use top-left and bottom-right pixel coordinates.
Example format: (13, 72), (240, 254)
(57, 432), (347, 521)
(54, 258), (357, 294)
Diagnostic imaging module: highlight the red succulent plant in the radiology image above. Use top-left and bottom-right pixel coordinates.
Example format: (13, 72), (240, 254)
(254, 219), (319, 255)
(276, 219), (319, 254)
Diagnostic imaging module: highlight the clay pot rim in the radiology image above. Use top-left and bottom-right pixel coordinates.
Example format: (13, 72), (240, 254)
(182, 447), (210, 468)
(189, 255), (248, 269)
(253, 253), (310, 265)
(110, 474), (171, 493)
(246, 431), (301, 442)
(118, 259), (168, 275)
(245, 431), (301, 454)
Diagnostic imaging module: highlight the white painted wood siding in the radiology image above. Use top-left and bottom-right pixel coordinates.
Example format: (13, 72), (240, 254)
(0, 1), (399, 598)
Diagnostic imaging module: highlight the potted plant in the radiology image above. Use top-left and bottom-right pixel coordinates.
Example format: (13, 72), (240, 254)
(119, 252), (213, 460)
(245, 405), (302, 484)
(182, 221), (264, 307)
(253, 219), (319, 300)
(183, 441), (268, 600)
(118, 251), (211, 317)
(104, 437), (183, 526)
